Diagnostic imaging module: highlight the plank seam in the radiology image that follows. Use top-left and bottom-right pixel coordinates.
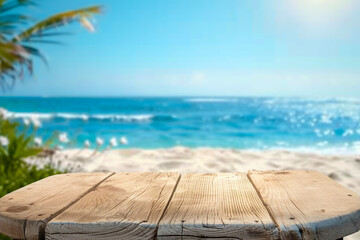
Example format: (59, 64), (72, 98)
(154, 173), (182, 239)
(246, 171), (282, 236)
(38, 172), (115, 240)
(23, 219), (27, 240)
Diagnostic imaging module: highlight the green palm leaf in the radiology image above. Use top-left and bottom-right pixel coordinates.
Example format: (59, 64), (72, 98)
(0, 1), (102, 89)
(14, 6), (101, 42)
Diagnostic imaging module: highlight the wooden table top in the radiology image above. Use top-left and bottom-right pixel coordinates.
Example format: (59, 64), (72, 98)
(0, 170), (359, 240)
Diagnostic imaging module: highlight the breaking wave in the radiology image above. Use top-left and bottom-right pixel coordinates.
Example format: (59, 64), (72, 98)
(2, 109), (177, 122)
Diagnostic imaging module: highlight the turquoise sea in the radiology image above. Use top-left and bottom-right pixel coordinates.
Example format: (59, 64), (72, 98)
(0, 97), (359, 154)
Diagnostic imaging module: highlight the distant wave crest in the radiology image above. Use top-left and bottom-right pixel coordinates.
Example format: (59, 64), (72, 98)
(3, 109), (177, 122)
(90, 114), (154, 122)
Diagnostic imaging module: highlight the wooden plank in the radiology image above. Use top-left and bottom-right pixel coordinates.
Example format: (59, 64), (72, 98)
(157, 173), (279, 239)
(46, 172), (180, 240)
(0, 172), (113, 240)
(248, 170), (360, 240)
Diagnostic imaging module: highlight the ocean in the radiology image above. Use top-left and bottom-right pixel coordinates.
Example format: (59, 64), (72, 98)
(0, 97), (359, 154)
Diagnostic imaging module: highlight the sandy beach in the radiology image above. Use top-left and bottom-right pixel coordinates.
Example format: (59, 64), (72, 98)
(33, 147), (360, 194)
(27, 147), (360, 239)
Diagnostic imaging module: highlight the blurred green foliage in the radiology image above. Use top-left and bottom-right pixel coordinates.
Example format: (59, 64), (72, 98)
(0, 117), (64, 239)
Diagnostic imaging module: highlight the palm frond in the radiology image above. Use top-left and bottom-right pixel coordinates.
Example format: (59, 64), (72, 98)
(0, 42), (32, 89)
(25, 32), (73, 38)
(0, 0), (34, 13)
(0, 3), (101, 90)
(0, 14), (31, 39)
(21, 44), (47, 64)
(14, 6), (101, 42)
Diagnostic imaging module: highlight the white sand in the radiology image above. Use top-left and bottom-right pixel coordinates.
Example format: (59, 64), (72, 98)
(28, 147), (360, 239)
(38, 147), (360, 193)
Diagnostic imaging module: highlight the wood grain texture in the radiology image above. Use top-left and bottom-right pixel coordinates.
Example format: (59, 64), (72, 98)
(45, 172), (180, 240)
(248, 170), (360, 240)
(0, 172), (113, 240)
(157, 173), (279, 239)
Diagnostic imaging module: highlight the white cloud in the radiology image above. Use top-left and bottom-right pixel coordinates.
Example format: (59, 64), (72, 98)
(270, 0), (360, 37)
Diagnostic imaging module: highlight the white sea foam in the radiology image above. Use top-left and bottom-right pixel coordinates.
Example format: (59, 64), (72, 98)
(91, 114), (153, 121)
(56, 113), (89, 121)
(8, 112), (53, 119)
(3, 109), (156, 122)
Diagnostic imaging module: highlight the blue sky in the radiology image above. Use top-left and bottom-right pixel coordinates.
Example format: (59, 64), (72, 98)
(5, 0), (360, 97)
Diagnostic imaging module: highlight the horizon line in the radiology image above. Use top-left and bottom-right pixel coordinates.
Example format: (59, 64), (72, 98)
(0, 95), (359, 99)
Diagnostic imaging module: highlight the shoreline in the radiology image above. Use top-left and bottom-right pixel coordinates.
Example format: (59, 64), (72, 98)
(28, 147), (360, 194)
(48, 145), (360, 156)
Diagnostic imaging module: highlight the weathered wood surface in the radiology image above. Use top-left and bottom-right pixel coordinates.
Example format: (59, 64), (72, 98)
(0, 171), (359, 240)
(248, 170), (360, 240)
(0, 172), (113, 240)
(46, 172), (180, 240)
(157, 173), (278, 239)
